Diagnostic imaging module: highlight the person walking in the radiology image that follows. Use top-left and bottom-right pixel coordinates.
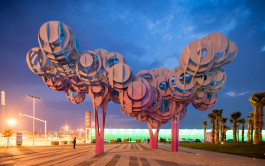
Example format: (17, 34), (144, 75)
(73, 137), (76, 149)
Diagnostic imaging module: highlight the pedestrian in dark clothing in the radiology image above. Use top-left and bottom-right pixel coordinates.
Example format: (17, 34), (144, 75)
(147, 138), (149, 144)
(73, 137), (76, 149)
(129, 138), (131, 142)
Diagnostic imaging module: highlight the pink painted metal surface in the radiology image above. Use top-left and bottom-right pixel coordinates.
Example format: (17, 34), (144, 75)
(88, 85), (110, 154)
(147, 119), (161, 149)
(26, 21), (237, 153)
(171, 113), (180, 152)
(93, 103), (106, 154)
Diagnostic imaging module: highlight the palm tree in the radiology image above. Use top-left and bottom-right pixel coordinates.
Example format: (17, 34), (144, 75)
(212, 109), (223, 144)
(236, 124), (240, 142)
(230, 111), (241, 143)
(208, 113), (215, 143)
(249, 92), (265, 144)
(247, 112), (254, 142)
(202, 121), (208, 143)
(220, 117), (228, 142)
(238, 118), (246, 142)
(223, 125), (230, 142)
(246, 118), (253, 142)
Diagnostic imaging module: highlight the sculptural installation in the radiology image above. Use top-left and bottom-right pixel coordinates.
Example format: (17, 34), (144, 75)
(26, 21), (237, 154)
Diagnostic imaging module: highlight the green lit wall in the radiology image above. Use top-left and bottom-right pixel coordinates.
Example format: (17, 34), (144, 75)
(91, 129), (265, 141)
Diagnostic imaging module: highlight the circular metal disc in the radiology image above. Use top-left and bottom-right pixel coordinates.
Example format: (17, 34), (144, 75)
(80, 53), (93, 67)
(127, 81), (146, 100)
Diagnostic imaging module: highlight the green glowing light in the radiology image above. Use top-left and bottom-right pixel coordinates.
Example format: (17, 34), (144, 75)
(90, 129), (265, 141)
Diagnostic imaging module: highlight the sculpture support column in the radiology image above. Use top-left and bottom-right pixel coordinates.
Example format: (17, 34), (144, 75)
(171, 112), (180, 152)
(147, 122), (161, 149)
(93, 101), (107, 154)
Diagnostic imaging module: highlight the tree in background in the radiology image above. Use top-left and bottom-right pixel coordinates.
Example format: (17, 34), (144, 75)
(223, 125), (230, 142)
(208, 113), (216, 143)
(212, 109), (223, 144)
(238, 118), (246, 142)
(201, 121), (208, 143)
(2, 129), (13, 147)
(230, 111), (241, 143)
(236, 124), (240, 142)
(248, 112), (254, 142)
(246, 118), (253, 142)
(220, 117), (228, 142)
(249, 92), (265, 144)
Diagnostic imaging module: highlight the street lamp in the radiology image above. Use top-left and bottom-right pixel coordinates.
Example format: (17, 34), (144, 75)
(62, 125), (69, 136)
(79, 128), (83, 138)
(19, 112), (47, 145)
(29, 95), (40, 145)
(65, 126), (69, 135)
(7, 119), (16, 126)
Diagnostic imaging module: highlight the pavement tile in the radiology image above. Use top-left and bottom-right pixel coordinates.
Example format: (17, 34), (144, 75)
(0, 143), (264, 166)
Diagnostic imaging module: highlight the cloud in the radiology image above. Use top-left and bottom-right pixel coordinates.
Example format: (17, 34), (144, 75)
(144, 14), (175, 34)
(163, 33), (173, 41)
(177, 18), (237, 40)
(182, 25), (194, 34)
(161, 56), (179, 70)
(225, 91), (249, 97)
(220, 19), (237, 35)
(261, 45), (265, 52)
(242, 8), (251, 19)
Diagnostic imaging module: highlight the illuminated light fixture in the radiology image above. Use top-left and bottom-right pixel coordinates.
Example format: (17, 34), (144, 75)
(8, 119), (16, 126)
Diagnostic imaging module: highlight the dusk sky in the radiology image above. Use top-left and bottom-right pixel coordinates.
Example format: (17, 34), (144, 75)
(0, 0), (264, 132)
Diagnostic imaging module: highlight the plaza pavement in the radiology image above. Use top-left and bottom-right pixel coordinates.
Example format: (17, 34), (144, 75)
(0, 143), (264, 166)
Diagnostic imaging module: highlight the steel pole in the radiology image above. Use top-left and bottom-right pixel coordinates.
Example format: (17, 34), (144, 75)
(45, 121), (47, 144)
(2, 105), (4, 132)
(19, 112), (45, 145)
(33, 98), (35, 145)
(1, 90), (5, 132)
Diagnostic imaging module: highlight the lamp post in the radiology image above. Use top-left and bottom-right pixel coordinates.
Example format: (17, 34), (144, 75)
(19, 112), (47, 144)
(77, 129), (80, 138)
(1, 90), (5, 132)
(79, 128), (83, 138)
(62, 125), (69, 136)
(65, 125), (69, 135)
(28, 95), (40, 145)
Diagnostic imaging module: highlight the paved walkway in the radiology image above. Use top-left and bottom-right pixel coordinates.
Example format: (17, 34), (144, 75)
(0, 143), (264, 166)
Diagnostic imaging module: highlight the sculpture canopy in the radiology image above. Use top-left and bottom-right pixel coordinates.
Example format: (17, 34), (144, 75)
(26, 21), (237, 153)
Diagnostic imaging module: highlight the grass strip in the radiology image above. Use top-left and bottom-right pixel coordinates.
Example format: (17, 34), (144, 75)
(179, 142), (265, 159)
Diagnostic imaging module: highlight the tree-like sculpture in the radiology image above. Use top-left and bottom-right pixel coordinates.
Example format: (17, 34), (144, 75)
(26, 21), (237, 153)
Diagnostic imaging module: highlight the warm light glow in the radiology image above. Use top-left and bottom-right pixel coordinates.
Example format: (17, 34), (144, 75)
(80, 129), (83, 131)
(8, 119), (16, 126)
(65, 126), (69, 129)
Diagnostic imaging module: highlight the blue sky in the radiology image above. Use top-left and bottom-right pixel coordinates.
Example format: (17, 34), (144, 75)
(0, 0), (264, 132)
